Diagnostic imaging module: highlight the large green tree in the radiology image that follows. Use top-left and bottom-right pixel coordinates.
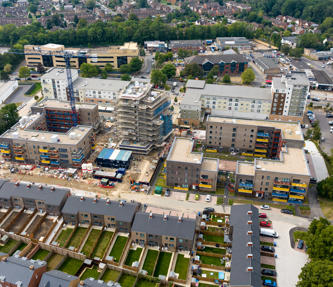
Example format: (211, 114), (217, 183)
(161, 63), (176, 79)
(0, 104), (20, 135)
(181, 63), (203, 79)
(241, 68), (255, 85)
(317, 176), (333, 200)
(151, 69), (167, 87)
(80, 63), (99, 77)
(19, 66), (30, 80)
(297, 260), (333, 287)
(129, 57), (143, 73)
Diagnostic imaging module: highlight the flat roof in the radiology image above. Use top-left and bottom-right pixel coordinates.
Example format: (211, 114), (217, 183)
(186, 79), (206, 89)
(255, 57), (280, 70)
(167, 137), (202, 164)
(219, 160), (237, 173)
(312, 69), (333, 85)
(74, 77), (130, 92)
(41, 68), (76, 80)
(202, 158), (219, 171)
(37, 99), (96, 110)
(237, 162), (255, 176)
(207, 116), (303, 141)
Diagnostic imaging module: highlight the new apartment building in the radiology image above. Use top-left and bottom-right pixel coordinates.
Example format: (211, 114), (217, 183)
(25, 42), (139, 69)
(0, 100), (98, 168)
(61, 196), (140, 233)
(270, 72), (310, 122)
(166, 137), (219, 191)
(116, 81), (172, 154)
(206, 116), (304, 159)
(0, 180), (70, 215)
(179, 80), (272, 127)
(131, 212), (196, 251)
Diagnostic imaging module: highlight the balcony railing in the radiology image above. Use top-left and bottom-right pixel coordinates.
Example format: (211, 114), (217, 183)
(239, 182), (254, 188)
(257, 132), (269, 137)
(272, 192), (288, 198)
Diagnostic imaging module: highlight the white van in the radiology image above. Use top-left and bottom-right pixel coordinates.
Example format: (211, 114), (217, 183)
(260, 228), (279, 238)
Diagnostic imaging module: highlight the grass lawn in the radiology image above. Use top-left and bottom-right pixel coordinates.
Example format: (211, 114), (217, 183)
(59, 257), (83, 275)
(210, 215), (225, 223)
(174, 254), (190, 280)
(299, 205), (311, 217)
(0, 239), (17, 253)
(203, 246), (226, 255)
(25, 83), (41, 96)
(81, 229), (102, 256)
(32, 249), (49, 260)
(319, 197), (333, 221)
(125, 247), (142, 266)
(109, 236), (127, 262)
(16, 242), (27, 251)
(101, 269), (120, 282)
(293, 230), (307, 241)
(154, 251), (172, 277)
(118, 274), (136, 287)
(260, 241), (274, 246)
(200, 255), (224, 266)
(142, 249), (159, 275)
(261, 264), (275, 270)
(92, 231), (113, 259)
(135, 279), (158, 287)
(203, 233), (224, 243)
(80, 266), (101, 280)
(201, 269), (220, 279)
(66, 227), (87, 249)
(56, 228), (73, 247)
(47, 253), (64, 270)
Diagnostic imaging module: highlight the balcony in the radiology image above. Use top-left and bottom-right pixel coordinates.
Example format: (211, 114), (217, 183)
(257, 132), (269, 137)
(51, 161), (60, 165)
(0, 144), (9, 149)
(241, 152), (254, 156)
(15, 156), (24, 161)
(254, 148), (267, 153)
(40, 154), (50, 159)
(1, 149), (11, 154)
(291, 182), (307, 188)
(272, 192), (288, 198)
(290, 188), (306, 193)
(39, 148), (49, 153)
(289, 194), (304, 200)
(274, 180), (290, 185)
(238, 188), (253, 194)
(239, 182), (254, 188)
(199, 184), (212, 189)
(256, 138), (269, 143)
(273, 186), (290, 192)
(254, 154), (266, 158)
(41, 160), (50, 164)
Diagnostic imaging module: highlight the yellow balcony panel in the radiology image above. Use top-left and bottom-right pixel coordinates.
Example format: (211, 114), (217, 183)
(292, 183), (307, 188)
(41, 160), (50, 164)
(15, 157), (24, 161)
(254, 149), (267, 153)
(199, 184), (212, 188)
(39, 149), (49, 153)
(256, 138), (269, 143)
(91, 144), (97, 150)
(254, 154), (266, 157)
(238, 188), (253, 194)
(272, 198), (287, 203)
(206, 149), (217, 153)
(1, 149), (11, 154)
(289, 194), (304, 200)
(273, 186), (290, 192)
(174, 186), (188, 191)
(241, 152), (254, 156)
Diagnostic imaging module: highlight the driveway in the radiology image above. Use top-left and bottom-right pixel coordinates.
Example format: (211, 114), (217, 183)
(4, 85), (32, 104)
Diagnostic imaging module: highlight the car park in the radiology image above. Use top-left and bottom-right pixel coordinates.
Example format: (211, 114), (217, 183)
(260, 220), (272, 227)
(262, 269), (277, 276)
(281, 209), (293, 215)
(261, 245), (275, 253)
(297, 239), (304, 249)
(263, 279), (277, 287)
(261, 205), (271, 210)
(259, 213), (267, 218)
(205, 194), (211, 202)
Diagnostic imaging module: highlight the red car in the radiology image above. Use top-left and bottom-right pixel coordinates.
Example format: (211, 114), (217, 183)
(259, 213), (267, 218)
(260, 220), (272, 227)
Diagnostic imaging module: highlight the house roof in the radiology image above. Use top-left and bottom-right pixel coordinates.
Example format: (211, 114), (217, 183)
(131, 212), (196, 240)
(312, 69), (333, 85)
(0, 180), (70, 207)
(255, 57), (280, 71)
(61, 196), (139, 223)
(229, 205), (261, 287)
(185, 54), (247, 65)
(39, 270), (78, 287)
(169, 40), (203, 49)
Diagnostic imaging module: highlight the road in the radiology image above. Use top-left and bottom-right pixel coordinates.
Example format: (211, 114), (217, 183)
(140, 54), (153, 75)
(248, 61), (265, 87)
(313, 109), (333, 154)
(4, 85), (32, 104)
(302, 57), (333, 77)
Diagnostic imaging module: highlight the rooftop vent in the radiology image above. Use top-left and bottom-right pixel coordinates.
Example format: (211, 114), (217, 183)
(247, 220), (253, 225)
(80, 196), (85, 201)
(163, 214), (168, 221)
(149, 212), (153, 219)
(247, 230), (253, 235)
(247, 254), (253, 259)
(119, 200), (124, 206)
(247, 242), (253, 247)
(27, 183), (32, 188)
(93, 196), (97, 203)
(106, 198), (111, 205)
(51, 186), (55, 191)
(247, 266), (254, 272)
(38, 184), (43, 190)
(247, 210), (253, 215)
(15, 182), (20, 186)
(178, 216), (182, 223)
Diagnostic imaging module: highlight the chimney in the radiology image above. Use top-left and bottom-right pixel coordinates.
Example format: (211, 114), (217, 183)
(15, 182), (20, 186)
(51, 186), (55, 191)
(38, 184), (43, 190)
(163, 214), (168, 221)
(80, 196), (85, 201)
(247, 242), (253, 247)
(149, 212), (153, 219)
(247, 254), (253, 259)
(247, 230), (253, 235)
(93, 196), (97, 203)
(247, 266), (253, 272)
(247, 220), (252, 225)
(106, 198), (111, 204)
(247, 210), (253, 215)
(27, 183), (32, 188)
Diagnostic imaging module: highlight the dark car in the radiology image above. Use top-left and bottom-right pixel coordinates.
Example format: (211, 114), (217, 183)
(261, 245), (275, 253)
(326, 113), (333, 118)
(203, 207), (215, 214)
(165, 189), (170, 197)
(262, 269), (277, 276)
(297, 239), (304, 249)
(281, 209), (293, 215)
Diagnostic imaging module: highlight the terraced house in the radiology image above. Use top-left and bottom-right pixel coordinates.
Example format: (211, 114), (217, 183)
(0, 180), (70, 215)
(61, 196), (140, 233)
(131, 212), (196, 251)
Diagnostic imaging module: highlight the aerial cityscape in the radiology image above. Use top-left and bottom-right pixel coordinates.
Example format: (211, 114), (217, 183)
(0, 0), (333, 286)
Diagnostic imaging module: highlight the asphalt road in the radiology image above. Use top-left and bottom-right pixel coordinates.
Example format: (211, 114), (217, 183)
(4, 85), (32, 104)
(314, 109), (333, 154)
(141, 54), (153, 75)
(302, 57), (333, 77)
(248, 61), (265, 87)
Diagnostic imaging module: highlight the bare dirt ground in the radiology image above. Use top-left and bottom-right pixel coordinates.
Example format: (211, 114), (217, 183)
(34, 218), (54, 240)
(8, 212), (31, 234)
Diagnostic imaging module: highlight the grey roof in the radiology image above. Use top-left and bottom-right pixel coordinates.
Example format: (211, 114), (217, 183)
(132, 212), (196, 240)
(216, 37), (251, 47)
(83, 278), (110, 287)
(61, 196), (139, 223)
(0, 256), (47, 286)
(185, 54), (247, 65)
(291, 60), (310, 70)
(312, 69), (333, 85)
(74, 77), (130, 93)
(39, 270), (78, 287)
(169, 40), (203, 49)
(41, 68), (77, 80)
(0, 180), (70, 207)
(255, 57), (280, 71)
(282, 36), (298, 43)
(230, 205), (261, 287)
(285, 71), (310, 86)
(186, 79), (206, 89)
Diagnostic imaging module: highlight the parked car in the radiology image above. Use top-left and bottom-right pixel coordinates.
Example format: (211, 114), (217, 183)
(260, 228), (279, 238)
(297, 239), (304, 249)
(263, 279), (277, 287)
(330, 127), (333, 134)
(262, 269), (277, 276)
(165, 189), (170, 197)
(259, 213), (267, 218)
(203, 207), (215, 214)
(312, 97), (320, 102)
(260, 220), (272, 227)
(205, 195), (211, 202)
(328, 121), (333, 125)
(261, 205), (271, 210)
(281, 209), (293, 215)
(261, 245), (275, 253)
(326, 113), (333, 118)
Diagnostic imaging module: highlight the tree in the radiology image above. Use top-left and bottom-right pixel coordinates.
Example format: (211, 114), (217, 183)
(161, 63), (176, 79)
(120, 64), (131, 74)
(174, 97), (178, 103)
(0, 104), (20, 135)
(297, 260), (333, 287)
(4, 64), (12, 73)
(104, 63), (113, 73)
(137, 0), (148, 8)
(289, 48), (303, 58)
(207, 65), (219, 80)
(0, 71), (9, 80)
(317, 176), (333, 200)
(86, 0), (96, 10)
(77, 18), (88, 28)
(29, 4), (38, 14)
(101, 69), (108, 79)
(121, 74), (131, 81)
(80, 63), (99, 77)
(19, 66), (30, 80)
(222, 74), (231, 83)
(181, 63), (203, 78)
(129, 57), (143, 73)
(151, 69), (167, 87)
(36, 63), (45, 74)
(74, 15), (79, 25)
(178, 49), (193, 59)
(241, 68), (255, 85)
(281, 44), (290, 55)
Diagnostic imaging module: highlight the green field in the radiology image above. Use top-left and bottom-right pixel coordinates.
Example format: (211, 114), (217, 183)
(125, 247), (143, 266)
(56, 228), (73, 247)
(81, 229), (102, 256)
(109, 236), (127, 262)
(261, 264), (276, 270)
(135, 279), (158, 287)
(202, 246), (226, 255)
(47, 253), (64, 270)
(142, 249), (159, 275)
(174, 254), (190, 280)
(15, 242), (27, 251)
(59, 257), (83, 275)
(118, 274), (136, 287)
(203, 233), (224, 243)
(92, 231), (113, 259)
(201, 269), (220, 279)
(26, 83), (41, 96)
(32, 249), (49, 260)
(101, 269), (121, 282)
(80, 266), (101, 280)
(154, 251), (172, 277)
(66, 227), (88, 249)
(200, 255), (225, 266)
(0, 239), (17, 253)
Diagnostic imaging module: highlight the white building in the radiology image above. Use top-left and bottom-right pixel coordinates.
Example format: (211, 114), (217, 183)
(0, 80), (18, 104)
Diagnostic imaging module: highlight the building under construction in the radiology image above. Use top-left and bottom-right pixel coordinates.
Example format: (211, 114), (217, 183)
(0, 99), (100, 168)
(116, 81), (173, 154)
